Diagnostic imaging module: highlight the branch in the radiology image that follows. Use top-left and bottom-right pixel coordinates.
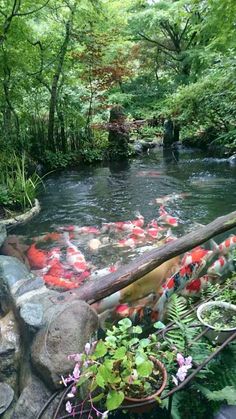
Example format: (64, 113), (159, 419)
(138, 32), (176, 52)
(63, 211), (236, 304)
(15, 0), (50, 16)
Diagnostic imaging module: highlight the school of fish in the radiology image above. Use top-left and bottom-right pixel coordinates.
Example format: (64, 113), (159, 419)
(6, 192), (236, 324)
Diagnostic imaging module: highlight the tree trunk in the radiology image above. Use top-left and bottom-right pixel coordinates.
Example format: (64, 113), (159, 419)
(47, 7), (75, 149)
(58, 211), (236, 305)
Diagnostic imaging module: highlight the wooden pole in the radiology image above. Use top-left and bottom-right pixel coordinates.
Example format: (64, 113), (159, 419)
(64, 211), (236, 304)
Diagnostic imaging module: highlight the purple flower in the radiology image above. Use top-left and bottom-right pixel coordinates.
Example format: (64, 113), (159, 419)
(66, 401), (72, 413)
(84, 342), (91, 355)
(185, 356), (192, 369)
(173, 353), (193, 385)
(176, 366), (188, 382)
(68, 353), (83, 362)
(73, 363), (80, 380)
(176, 353), (185, 367)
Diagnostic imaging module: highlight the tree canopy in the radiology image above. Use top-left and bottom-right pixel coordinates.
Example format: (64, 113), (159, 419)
(0, 0), (235, 167)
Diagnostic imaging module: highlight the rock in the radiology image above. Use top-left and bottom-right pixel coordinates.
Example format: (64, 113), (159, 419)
(11, 375), (52, 419)
(0, 255), (29, 287)
(31, 300), (99, 389)
(229, 154), (236, 165)
(0, 224), (7, 247)
(0, 383), (14, 415)
(0, 311), (21, 392)
(20, 303), (44, 330)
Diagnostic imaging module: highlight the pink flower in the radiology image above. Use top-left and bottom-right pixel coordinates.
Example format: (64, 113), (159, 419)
(66, 401), (72, 413)
(68, 353), (83, 362)
(84, 342), (91, 355)
(73, 363), (80, 380)
(173, 353), (193, 385)
(176, 353), (185, 367)
(185, 356), (192, 369)
(176, 366), (188, 382)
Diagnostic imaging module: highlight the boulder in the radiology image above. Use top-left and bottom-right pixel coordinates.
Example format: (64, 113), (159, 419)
(0, 224), (7, 248)
(11, 375), (52, 419)
(31, 300), (99, 389)
(0, 311), (21, 392)
(0, 383), (14, 415)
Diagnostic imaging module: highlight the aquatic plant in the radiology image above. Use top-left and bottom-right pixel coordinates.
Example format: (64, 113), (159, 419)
(0, 153), (43, 212)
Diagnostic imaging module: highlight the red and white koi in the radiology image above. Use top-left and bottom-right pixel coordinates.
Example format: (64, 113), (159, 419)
(218, 235), (236, 255)
(129, 226), (146, 238)
(153, 256), (208, 318)
(90, 264), (118, 281)
(181, 246), (212, 266)
(102, 213), (144, 233)
(158, 205), (179, 227)
(64, 233), (89, 273)
(207, 256), (234, 277)
(117, 237), (137, 248)
(155, 193), (191, 205)
(181, 275), (210, 297)
(59, 225), (100, 235)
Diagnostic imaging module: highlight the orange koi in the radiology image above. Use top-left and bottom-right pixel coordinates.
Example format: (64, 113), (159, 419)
(27, 243), (48, 270)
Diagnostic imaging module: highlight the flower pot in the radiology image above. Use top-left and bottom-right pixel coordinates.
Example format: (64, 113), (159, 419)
(121, 358), (167, 413)
(197, 301), (236, 344)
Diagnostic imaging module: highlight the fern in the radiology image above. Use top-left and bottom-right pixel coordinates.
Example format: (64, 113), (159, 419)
(196, 385), (236, 405)
(167, 294), (194, 324)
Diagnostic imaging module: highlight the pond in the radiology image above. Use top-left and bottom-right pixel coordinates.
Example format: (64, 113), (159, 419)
(12, 146), (236, 239)
(8, 146), (236, 291)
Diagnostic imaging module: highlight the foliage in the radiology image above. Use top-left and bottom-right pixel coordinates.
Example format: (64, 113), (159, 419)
(0, 153), (43, 211)
(61, 318), (172, 417)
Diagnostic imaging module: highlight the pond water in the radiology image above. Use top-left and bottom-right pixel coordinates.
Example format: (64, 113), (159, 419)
(13, 147), (236, 240)
(9, 146), (236, 287)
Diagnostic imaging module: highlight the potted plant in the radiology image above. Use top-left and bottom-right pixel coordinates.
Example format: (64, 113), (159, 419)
(197, 301), (236, 344)
(61, 318), (167, 417)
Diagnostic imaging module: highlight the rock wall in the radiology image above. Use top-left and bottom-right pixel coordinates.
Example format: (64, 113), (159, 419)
(0, 254), (99, 417)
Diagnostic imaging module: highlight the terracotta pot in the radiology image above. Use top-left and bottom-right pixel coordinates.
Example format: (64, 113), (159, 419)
(122, 357), (167, 413)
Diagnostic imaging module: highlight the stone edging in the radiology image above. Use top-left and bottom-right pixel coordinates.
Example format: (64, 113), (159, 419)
(0, 199), (40, 227)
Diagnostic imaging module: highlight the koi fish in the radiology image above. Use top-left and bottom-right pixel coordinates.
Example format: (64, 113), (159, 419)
(59, 225), (100, 235)
(129, 226), (146, 238)
(218, 235), (236, 255)
(92, 257), (180, 314)
(87, 238), (102, 252)
(89, 264), (118, 281)
(207, 256), (235, 277)
(158, 206), (179, 227)
(64, 233), (89, 273)
(181, 275), (210, 296)
(43, 275), (81, 289)
(137, 170), (161, 177)
(155, 193), (191, 205)
(27, 243), (48, 270)
(33, 232), (63, 242)
(102, 213), (144, 233)
(117, 237), (136, 248)
(153, 256), (208, 318)
(146, 227), (162, 239)
(181, 247), (212, 266)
